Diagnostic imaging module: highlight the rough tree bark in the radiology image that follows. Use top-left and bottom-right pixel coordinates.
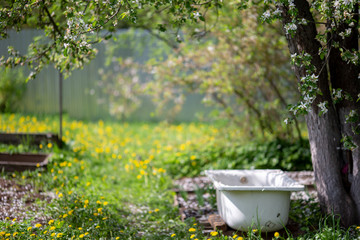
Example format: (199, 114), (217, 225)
(280, 0), (360, 226)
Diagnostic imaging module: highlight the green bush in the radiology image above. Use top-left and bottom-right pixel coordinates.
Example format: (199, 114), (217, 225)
(166, 138), (312, 178)
(0, 67), (27, 113)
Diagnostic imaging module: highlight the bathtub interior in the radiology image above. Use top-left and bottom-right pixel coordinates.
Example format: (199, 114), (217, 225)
(205, 169), (304, 191)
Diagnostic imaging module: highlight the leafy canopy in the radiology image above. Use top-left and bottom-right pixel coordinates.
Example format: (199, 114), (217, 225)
(0, 0), (222, 79)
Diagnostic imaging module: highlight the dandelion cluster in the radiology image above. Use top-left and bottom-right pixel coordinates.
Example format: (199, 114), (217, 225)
(0, 114), (225, 239)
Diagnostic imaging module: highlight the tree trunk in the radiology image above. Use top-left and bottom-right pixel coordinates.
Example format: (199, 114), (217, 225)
(280, 0), (360, 226)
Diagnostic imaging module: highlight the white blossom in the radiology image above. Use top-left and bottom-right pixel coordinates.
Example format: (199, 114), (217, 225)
(262, 10), (271, 21)
(299, 18), (308, 25)
(207, 45), (215, 52)
(348, 110), (357, 118)
(299, 101), (307, 109)
(342, 0), (353, 6)
(332, 89), (342, 100)
(273, 8), (282, 16)
(284, 23), (297, 35)
(193, 12), (201, 19)
(303, 94), (315, 104)
(318, 101), (328, 114)
(288, 0), (295, 9)
(67, 19), (73, 28)
(310, 74), (319, 83)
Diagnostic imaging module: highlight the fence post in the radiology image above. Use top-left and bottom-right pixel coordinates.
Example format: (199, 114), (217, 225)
(59, 70), (63, 148)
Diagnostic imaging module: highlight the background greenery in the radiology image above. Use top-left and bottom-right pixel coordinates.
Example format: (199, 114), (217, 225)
(1, 113), (358, 239)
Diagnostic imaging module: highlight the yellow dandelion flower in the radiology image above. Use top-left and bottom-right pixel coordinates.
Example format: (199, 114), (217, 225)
(188, 228), (196, 232)
(35, 223), (42, 228)
(30, 233), (36, 237)
(86, 182), (91, 186)
(13, 232), (18, 236)
(103, 201), (108, 206)
(74, 176), (79, 180)
(154, 208), (159, 212)
(97, 208), (102, 213)
(58, 193), (63, 198)
(62, 214), (68, 218)
(47, 143), (52, 148)
(237, 237), (244, 240)
(27, 227), (32, 231)
(85, 232), (89, 236)
(137, 175), (142, 179)
(78, 227), (83, 230)
(79, 234), (84, 238)
(95, 226), (100, 229)
(43, 231), (47, 234)
(190, 155), (196, 160)
(50, 226), (56, 231)
(51, 232), (56, 237)
(274, 232), (280, 238)
(210, 231), (218, 236)
(84, 200), (89, 205)
(36, 163), (40, 167)
(57, 233), (63, 238)
(59, 161), (67, 167)
(190, 234), (195, 239)
(171, 233), (176, 237)
(39, 144), (43, 149)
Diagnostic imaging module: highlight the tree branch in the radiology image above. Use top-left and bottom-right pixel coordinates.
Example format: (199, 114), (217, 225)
(79, 3), (123, 34)
(42, 0), (63, 38)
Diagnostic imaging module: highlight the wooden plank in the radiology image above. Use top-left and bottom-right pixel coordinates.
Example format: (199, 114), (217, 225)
(0, 153), (50, 172)
(208, 214), (227, 232)
(0, 133), (62, 146)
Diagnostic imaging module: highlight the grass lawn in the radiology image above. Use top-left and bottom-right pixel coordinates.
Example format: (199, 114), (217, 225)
(0, 113), (359, 240)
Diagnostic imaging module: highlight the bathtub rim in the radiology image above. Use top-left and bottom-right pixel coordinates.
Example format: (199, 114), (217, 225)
(205, 169), (305, 192)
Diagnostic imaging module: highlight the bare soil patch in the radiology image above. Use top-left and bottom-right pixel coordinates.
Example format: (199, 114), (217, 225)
(0, 177), (54, 224)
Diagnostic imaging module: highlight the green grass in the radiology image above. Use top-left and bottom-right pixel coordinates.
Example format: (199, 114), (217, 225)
(0, 113), (359, 239)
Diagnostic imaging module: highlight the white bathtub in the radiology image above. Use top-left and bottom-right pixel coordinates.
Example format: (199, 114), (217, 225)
(205, 169), (304, 232)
